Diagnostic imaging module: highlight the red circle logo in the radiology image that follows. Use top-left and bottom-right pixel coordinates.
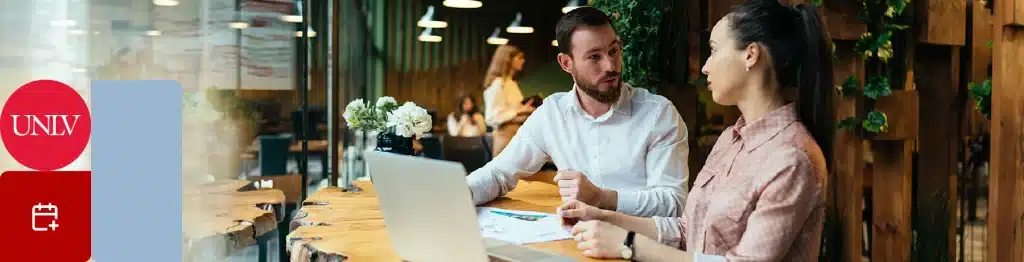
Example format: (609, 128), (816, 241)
(1, 80), (91, 171)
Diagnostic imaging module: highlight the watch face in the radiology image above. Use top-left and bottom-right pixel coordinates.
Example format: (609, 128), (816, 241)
(621, 246), (633, 259)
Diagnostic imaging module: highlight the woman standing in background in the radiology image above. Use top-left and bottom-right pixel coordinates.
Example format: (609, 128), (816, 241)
(483, 44), (535, 156)
(447, 95), (487, 137)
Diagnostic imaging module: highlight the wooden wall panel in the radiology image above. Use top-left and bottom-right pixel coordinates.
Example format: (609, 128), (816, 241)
(918, 0), (968, 45)
(822, 0), (868, 40)
(1001, 0), (1024, 25)
(988, 21), (1024, 262)
(914, 44), (960, 262)
(832, 40), (864, 262)
(381, 0), (563, 120)
(871, 140), (914, 262)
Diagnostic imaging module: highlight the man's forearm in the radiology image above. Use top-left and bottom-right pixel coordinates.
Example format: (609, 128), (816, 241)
(597, 188), (618, 211)
(598, 211), (659, 240)
(633, 234), (691, 262)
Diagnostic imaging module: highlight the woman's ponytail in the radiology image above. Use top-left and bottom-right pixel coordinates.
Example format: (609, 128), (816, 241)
(793, 4), (834, 162)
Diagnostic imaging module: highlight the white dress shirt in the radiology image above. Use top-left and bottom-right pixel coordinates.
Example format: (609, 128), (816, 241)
(483, 78), (525, 128)
(467, 84), (690, 217)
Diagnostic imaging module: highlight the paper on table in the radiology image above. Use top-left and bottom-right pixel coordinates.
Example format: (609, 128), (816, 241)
(476, 207), (573, 245)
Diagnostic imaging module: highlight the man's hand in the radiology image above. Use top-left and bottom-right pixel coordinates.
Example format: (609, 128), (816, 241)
(571, 220), (629, 259)
(554, 170), (610, 208)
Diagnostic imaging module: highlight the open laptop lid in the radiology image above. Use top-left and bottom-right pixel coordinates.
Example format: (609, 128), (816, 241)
(364, 151), (489, 262)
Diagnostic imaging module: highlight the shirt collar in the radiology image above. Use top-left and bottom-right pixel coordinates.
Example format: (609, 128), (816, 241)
(563, 83), (634, 118)
(732, 103), (799, 152)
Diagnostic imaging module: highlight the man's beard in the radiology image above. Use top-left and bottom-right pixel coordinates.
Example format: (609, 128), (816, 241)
(572, 70), (622, 104)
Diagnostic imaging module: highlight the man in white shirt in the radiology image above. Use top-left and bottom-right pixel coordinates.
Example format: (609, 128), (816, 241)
(467, 7), (689, 217)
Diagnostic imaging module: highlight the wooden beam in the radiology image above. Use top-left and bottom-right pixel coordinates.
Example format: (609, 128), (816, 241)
(822, 0), (868, 40)
(872, 90), (920, 141)
(1000, 0), (1024, 26)
(871, 140), (914, 262)
(832, 40), (864, 262)
(988, 16), (1024, 262)
(918, 0), (968, 45)
(914, 43), (960, 262)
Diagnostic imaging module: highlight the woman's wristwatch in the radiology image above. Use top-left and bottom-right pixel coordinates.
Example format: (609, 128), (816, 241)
(621, 231), (636, 260)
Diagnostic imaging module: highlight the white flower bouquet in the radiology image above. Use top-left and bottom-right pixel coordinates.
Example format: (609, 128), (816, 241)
(343, 96), (432, 139)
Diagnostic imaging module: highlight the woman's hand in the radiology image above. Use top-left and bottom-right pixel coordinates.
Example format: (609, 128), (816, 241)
(571, 220), (629, 259)
(557, 198), (606, 221)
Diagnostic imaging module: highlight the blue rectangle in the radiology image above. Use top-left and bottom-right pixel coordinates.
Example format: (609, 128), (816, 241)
(92, 80), (182, 262)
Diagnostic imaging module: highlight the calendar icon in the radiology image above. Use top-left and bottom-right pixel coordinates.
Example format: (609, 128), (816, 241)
(31, 203), (59, 232)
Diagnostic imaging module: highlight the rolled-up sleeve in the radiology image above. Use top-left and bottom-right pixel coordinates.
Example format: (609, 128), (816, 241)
(617, 103), (689, 217)
(654, 216), (686, 249)
(466, 105), (550, 205)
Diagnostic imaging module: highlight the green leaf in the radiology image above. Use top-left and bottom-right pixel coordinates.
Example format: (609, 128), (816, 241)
(812, 0), (823, 5)
(862, 110), (889, 133)
(968, 79), (992, 119)
(863, 75), (892, 99)
(840, 76), (860, 97)
(838, 117), (860, 130)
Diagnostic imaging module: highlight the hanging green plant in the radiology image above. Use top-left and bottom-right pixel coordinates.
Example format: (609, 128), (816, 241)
(862, 110), (889, 133)
(838, 117), (861, 130)
(863, 75), (892, 99)
(884, 0), (911, 17)
(968, 79), (992, 119)
(838, 76), (860, 97)
(854, 31), (894, 62)
(591, 0), (664, 91)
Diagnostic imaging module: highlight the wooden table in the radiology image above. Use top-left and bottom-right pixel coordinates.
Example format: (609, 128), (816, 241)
(286, 180), (619, 262)
(182, 180), (289, 262)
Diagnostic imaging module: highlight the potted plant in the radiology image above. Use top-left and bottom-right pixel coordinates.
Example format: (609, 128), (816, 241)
(343, 96), (432, 155)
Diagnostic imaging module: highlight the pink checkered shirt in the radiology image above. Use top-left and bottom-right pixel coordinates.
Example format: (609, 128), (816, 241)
(653, 103), (827, 261)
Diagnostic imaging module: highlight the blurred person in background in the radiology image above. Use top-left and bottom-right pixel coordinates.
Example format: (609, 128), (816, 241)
(448, 95), (487, 137)
(483, 44), (535, 156)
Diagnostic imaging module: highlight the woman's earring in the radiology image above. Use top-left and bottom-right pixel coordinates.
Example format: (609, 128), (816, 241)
(745, 66), (750, 72)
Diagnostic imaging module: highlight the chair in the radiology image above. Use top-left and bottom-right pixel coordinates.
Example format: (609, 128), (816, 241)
(418, 133), (443, 160)
(441, 135), (493, 174)
(291, 107), (326, 140)
(258, 134), (292, 176)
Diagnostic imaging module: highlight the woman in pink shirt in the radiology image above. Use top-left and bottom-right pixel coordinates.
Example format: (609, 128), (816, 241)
(558, 1), (833, 261)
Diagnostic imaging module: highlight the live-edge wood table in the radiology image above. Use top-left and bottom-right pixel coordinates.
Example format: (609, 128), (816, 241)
(286, 180), (624, 262)
(182, 180), (292, 262)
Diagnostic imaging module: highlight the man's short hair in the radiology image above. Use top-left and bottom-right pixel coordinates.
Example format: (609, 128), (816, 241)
(555, 7), (615, 56)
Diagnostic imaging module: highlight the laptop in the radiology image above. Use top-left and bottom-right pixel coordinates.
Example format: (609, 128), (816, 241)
(364, 151), (577, 262)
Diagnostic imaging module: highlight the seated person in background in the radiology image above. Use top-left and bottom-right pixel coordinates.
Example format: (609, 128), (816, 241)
(467, 7), (689, 218)
(557, 1), (832, 261)
(447, 95), (487, 137)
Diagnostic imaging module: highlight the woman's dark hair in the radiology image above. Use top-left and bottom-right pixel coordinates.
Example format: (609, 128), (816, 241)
(728, 0), (834, 161)
(456, 95), (479, 116)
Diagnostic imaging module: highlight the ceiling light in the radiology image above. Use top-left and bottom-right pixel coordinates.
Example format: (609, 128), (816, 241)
(486, 27), (508, 45)
(552, 40), (558, 46)
(153, 0), (179, 7)
(562, 0), (582, 13)
(442, 0), (482, 9)
(229, 21), (250, 29)
(146, 30), (162, 36)
(417, 6), (448, 28)
(296, 29), (316, 38)
(280, 15), (303, 23)
(418, 28), (442, 42)
(506, 13), (533, 34)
